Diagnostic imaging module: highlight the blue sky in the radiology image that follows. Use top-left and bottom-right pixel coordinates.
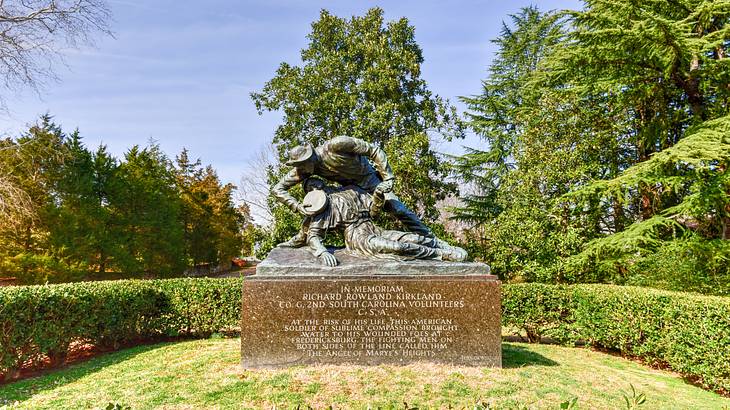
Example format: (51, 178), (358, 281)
(0, 0), (581, 187)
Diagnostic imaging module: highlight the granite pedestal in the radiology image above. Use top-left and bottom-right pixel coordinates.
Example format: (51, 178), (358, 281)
(241, 247), (501, 367)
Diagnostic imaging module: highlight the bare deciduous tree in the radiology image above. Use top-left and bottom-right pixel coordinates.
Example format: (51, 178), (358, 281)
(0, 1), (111, 231)
(237, 143), (277, 226)
(0, 142), (34, 233)
(0, 172), (33, 231)
(0, 0), (113, 109)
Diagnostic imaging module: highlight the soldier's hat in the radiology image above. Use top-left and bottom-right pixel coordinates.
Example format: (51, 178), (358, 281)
(302, 189), (328, 216)
(285, 143), (315, 166)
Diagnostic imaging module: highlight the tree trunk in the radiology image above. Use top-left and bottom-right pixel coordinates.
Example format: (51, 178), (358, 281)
(640, 188), (653, 221)
(637, 128), (654, 221)
(676, 55), (705, 121)
(98, 250), (106, 274)
(612, 195), (625, 233)
(720, 163), (729, 240)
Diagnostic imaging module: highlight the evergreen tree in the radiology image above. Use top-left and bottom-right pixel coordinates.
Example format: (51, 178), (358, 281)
(51, 141), (121, 274)
(115, 145), (185, 275)
(174, 149), (248, 269)
(550, 0), (730, 289)
(0, 116), (247, 283)
(175, 148), (212, 266)
(454, 7), (587, 281)
(0, 115), (74, 282)
(457, 1), (730, 293)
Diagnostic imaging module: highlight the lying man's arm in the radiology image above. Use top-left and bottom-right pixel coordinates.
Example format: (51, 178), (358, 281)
(307, 223), (338, 267)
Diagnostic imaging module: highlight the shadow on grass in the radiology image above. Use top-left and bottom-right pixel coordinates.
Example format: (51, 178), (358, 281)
(502, 343), (558, 368)
(0, 342), (174, 404)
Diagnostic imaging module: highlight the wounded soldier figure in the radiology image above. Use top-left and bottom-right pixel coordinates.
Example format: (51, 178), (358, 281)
(287, 177), (468, 267)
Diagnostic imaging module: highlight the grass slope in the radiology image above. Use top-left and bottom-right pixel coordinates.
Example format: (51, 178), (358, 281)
(0, 338), (726, 409)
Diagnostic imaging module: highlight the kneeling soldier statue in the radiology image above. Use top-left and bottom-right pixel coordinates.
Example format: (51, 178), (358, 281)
(272, 136), (430, 238)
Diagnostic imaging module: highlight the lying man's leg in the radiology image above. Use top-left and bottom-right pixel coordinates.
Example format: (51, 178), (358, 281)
(367, 235), (440, 259)
(380, 230), (437, 246)
(379, 230), (468, 262)
(382, 193), (433, 237)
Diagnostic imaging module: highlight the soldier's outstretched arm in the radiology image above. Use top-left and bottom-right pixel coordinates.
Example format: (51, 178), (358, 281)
(271, 168), (305, 213)
(307, 229), (338, 267)
(328, 136), (394, 182)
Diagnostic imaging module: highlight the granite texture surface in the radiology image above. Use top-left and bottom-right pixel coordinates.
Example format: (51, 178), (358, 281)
(257, 247), (491, 276)
(241, 270), (501, 368)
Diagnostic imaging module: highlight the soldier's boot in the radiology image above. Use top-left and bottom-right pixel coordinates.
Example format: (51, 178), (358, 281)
(434, 238), (468, 262)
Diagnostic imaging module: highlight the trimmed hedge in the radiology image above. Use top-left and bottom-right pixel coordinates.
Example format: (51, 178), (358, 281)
(503, 284), (730, 393)
(0, 278), (239, 381)
(1, 279), (728, 393)
(151, 278), (241, 336)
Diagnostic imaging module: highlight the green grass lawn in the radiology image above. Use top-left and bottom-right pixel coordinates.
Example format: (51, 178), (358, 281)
(0, 338), (726, 409)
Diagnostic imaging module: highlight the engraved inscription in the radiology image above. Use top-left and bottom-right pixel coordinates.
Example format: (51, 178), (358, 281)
(279, 285), (465, 359)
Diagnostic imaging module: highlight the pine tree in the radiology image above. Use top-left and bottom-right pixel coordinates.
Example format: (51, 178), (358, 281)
(115, 145), (185, 275)
(174, 149), (247, 269)
(456, 1), (730, 292)
(453, 7), (587, 281)
(549, 0), (730, 288)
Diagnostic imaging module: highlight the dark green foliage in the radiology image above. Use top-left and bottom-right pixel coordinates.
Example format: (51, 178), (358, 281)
(501, 283), (575, 343)
(456, 2), (730, 292)
(0, 278), (240, 381)
(503, 283), (730, 392)
(114, 145), (186, 275)
(0, 280), (167, 380)
(455, 7), (565, 222)
(0, 116), (250, 283)
(623, 236), (730, 295)
(151, 278), (242, 338)
(453, 7), (586, 281)
(564, 115), (730, 287)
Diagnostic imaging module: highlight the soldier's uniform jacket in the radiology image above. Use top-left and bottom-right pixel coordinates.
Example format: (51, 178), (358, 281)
(272, 136), (394, 213)
(306, 186), (380, 257)
(305, 186), (442, 261)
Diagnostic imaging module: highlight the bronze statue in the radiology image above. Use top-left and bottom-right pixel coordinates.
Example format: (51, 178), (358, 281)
(270, 136), (469, 266)
(272, 136), (430, 235)
(288, 178), (467, 266)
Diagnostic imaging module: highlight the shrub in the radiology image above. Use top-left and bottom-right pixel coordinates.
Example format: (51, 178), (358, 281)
(0, 278), (241, 381)
(0, 253), (87, 285)
(0, 280), (168, 380)
(502, 283), (575, 343)
(623, 237), (730, 296)
(151, 278), (242, 337)
(503, 284), (730, 393)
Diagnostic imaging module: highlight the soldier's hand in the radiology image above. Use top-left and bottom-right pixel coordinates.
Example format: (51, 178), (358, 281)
(279, 234), (305, 248)
(376, 179), (394, 194)
(296, 203), (309, 215)
(318, 252), (338, 267)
